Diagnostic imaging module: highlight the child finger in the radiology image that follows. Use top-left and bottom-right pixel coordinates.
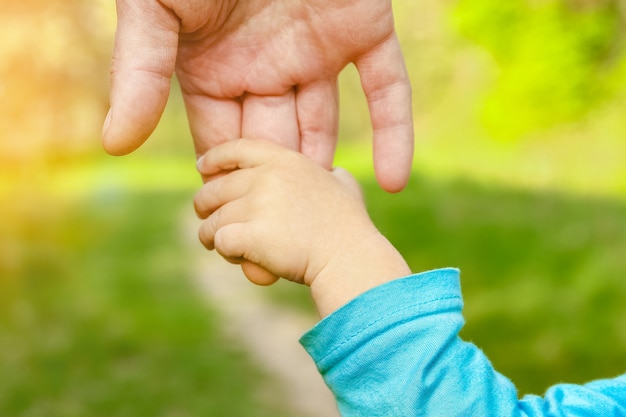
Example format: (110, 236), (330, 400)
(198, 200), (250, 250)
(196, 138), (288, 176)
(241, 261), (280, 286)
(194, 168), (253, 219)
(212, 222), (255, 262)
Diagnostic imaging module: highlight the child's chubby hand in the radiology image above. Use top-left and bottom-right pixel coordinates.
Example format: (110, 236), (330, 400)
(194, 139), (410, 317)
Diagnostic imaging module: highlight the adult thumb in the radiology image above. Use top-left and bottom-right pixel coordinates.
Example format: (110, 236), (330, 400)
(102, 0), (179, 155)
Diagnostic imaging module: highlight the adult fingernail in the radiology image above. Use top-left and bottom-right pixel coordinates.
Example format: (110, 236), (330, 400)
(101, 108), (112, 137)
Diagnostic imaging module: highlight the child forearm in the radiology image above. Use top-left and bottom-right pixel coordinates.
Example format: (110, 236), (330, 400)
(309, 229), (411, 318)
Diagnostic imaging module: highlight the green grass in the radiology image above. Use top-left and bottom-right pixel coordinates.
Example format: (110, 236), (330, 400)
(0, 186), (293, 417)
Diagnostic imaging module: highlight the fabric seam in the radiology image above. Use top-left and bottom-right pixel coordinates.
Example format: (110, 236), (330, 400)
(317, 294), (462, 363)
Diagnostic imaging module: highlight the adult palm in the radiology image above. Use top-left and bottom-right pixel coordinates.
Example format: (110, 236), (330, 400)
(104, 0), (414, 192)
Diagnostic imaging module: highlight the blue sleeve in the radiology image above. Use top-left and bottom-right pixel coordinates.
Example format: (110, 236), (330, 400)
(299, 268), (626, 416)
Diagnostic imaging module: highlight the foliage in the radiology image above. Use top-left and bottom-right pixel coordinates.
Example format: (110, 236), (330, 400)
(452, 0), (625, 138)
(0, 0), (113, 162)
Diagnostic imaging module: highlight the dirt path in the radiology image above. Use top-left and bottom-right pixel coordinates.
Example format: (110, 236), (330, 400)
(182, 214), (340, 417)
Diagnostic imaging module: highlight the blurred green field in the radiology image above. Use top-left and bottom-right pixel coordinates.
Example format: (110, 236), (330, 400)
(2, 0), (626, 412)
(0, 182), (293, 416)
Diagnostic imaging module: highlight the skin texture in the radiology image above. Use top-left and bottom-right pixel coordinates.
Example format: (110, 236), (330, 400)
(194, 139), (411, 317)
(104, 0), (414, 192)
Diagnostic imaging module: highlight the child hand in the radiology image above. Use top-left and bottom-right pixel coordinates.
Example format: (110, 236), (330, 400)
(194, 139), (410, 316)
(194, 138), (367, 285)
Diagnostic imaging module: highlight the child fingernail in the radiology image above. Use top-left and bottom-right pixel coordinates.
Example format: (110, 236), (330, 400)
(196, 155), (205, 172)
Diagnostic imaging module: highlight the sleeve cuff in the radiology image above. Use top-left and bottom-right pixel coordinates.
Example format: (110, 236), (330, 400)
(300, 267), (462, 369)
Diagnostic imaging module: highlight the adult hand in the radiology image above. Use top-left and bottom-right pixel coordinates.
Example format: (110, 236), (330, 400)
(103, 0), (414, 192)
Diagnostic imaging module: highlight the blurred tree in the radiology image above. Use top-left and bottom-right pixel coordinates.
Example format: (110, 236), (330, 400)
(452, 0), (626, 139)
(0, 0), (114, 166)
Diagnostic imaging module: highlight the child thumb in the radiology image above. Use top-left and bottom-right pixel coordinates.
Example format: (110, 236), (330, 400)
(331, 167), (365, 203)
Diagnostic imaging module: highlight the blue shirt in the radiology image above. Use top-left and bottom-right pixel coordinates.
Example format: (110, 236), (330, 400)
(300, 268), (626, 416)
